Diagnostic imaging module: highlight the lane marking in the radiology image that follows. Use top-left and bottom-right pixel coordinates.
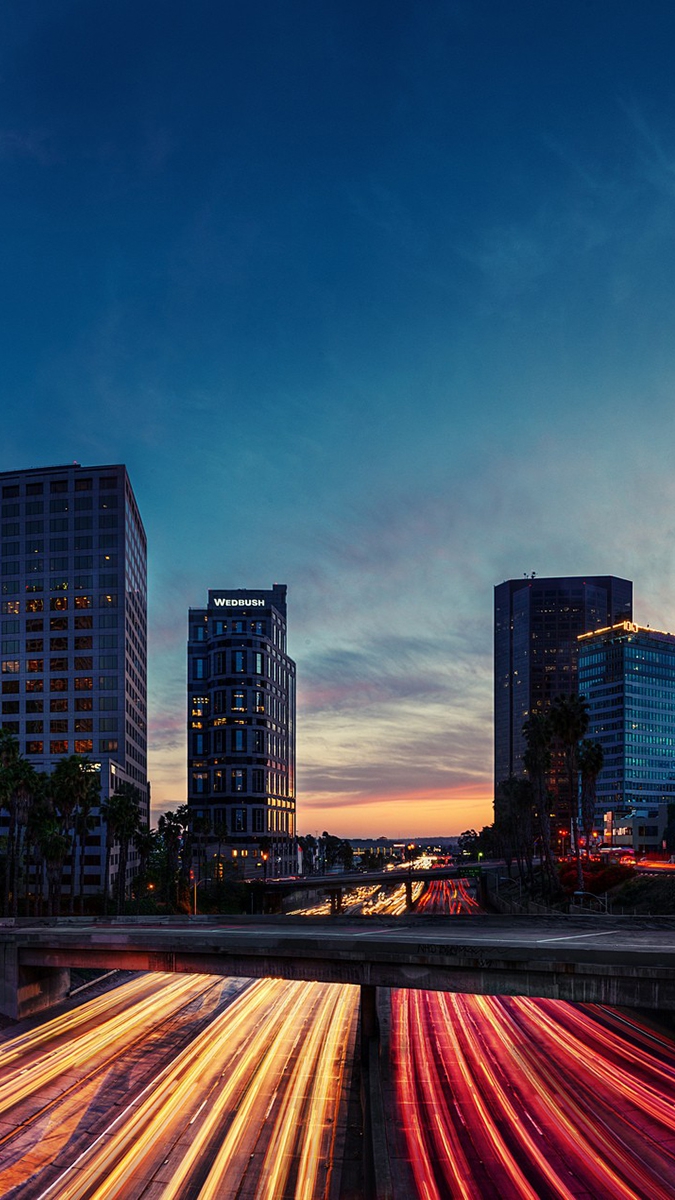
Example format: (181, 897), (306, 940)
(536, 931), (622, 943)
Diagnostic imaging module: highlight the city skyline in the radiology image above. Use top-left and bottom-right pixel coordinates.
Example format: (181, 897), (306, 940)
(4, 3), (675, 835)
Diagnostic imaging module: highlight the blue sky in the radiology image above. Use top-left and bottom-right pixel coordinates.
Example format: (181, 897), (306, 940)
(3, 1), (675, 836)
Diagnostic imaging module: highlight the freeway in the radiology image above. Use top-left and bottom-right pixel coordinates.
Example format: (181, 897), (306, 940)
(0, 972), (358, 1199)
(387, 992), (675, 1199)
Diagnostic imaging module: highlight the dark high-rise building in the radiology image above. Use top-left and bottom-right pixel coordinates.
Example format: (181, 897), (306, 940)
(187, 585), (296, 877)
(578, 621), (675, 825)
(0, 462), (149, 898)
(494, 575), (632, 818)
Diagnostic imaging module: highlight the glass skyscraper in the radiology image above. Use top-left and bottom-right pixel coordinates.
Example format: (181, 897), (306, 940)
(187, 586), (296, 877)
(494, 575), (633, 820)
(0, 462), (148, 897)
(578, 621), (675, 820)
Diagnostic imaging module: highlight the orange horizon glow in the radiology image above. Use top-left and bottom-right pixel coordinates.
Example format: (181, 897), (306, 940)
(295, 781), (495, 840)
(149, 779), (495, 840)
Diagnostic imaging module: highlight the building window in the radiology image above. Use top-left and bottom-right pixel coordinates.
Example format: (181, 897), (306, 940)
(254, 691), (265, 713)
(50, 740), (68, 754)
(234, 650), (245, 672)
(25, 680), (44, 693)
(194, 658), (206, 680)
(253, 808), (265, 832)
(50, 658), (68, 671)
(27, 660), (44, 673)
(251, 621), (265, 635)
(234, 807), (247, 832)
(233, 621), (245, 634)
(75, 718), (93, 732)
(50, 679), (68, 692)
(26, 699), (44, 713)
(50, 720), (68, 733)
(254, 652), (264, 675)
(99, 739), (118, 752)
(26, 741), (43, 754)
(75, 596), (92, 609)
(193, 772), (209, 795)
(25, 720), (43, 733)
(232, 691), (246, 711)
(75, 697), (93, 711)
(252, 768), (265, 792)
(231, 768), (246, 792)
(233, 728), (246, 752)
(50, 597), (68, 611)
(2, 660), (19, 673)
(74, 739), (93, 754)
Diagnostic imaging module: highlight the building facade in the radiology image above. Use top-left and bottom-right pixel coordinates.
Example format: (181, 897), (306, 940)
(494, 575), (633, 819)
(0, 462), (148, 897)
(187, 586), (296, 877)
(578, 621), (675, 841)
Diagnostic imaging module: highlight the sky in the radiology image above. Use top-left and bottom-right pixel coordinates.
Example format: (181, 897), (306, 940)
(3, 1), (675, 838)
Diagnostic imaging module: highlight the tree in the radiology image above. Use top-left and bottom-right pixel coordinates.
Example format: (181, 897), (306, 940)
(36, 816), (70, 919)
(157, 810), (184, 909)
(522, 712), (558, 893)
(51, 755), (100, 914)
(494, 776), (535, 885)
(0, 732), (39, 917)
(102, 783), (143, 915)
(579, 740), (604, 858)
(549, 693), (589, 892)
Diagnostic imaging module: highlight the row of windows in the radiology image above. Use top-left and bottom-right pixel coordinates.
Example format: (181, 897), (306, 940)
(2, 654), (117, 669)
(1, 629), (116, 646)
(2, 715), (117, 731)
(3, 736), (117, 754)
(1, 697), (115, 711)
(192, 768), (291, 797)
(2, 476), (117, 499)
(2, 676), (117, 693)
(192, 620), (266, 639)
(188, 803), (292, 837)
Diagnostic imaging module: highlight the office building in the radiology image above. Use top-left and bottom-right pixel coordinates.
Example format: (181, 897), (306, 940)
(0, 462), (148, 898)
(578, 621), (675, 844)
(494, 575), (632, 819)
(187, 586), (296, 877)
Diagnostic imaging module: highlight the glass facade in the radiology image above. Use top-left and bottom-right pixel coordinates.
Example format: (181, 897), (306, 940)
(494, 576), (633, 819)
(579, 623), (675, 817)
(187, 586), (296, 877)
(0, 462), (149, 894)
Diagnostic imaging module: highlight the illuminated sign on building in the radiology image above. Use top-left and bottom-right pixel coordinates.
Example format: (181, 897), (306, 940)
(212, 598), (265, 608)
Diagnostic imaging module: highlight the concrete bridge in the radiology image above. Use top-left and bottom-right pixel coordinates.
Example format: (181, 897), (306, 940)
(1, 913), (675, 1021)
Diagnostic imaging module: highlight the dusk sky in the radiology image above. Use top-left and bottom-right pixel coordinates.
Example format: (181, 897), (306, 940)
(3, 2), (675, 837)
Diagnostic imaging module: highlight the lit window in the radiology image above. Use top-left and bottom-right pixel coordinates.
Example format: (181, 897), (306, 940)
(50, 740), (69, 754)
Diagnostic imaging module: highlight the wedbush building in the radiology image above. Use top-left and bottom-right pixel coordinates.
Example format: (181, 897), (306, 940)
(187, 586), (296, 877)
(0, 462), (149, 897)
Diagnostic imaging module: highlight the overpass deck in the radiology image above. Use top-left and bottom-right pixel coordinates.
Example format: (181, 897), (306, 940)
(2, 914), (675, 1020)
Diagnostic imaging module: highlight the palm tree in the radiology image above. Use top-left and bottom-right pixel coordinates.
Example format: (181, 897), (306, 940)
(157, 810), (183, 909)
(549, 693), (589, 892)
(51, 755), (101, 914)
(579, 740), (604, 859)
(36, 816), (70, 918)
(133, 824), (156, 907)
(0, 733), (39, 917)
(102, 783), (143, 915)
(522, 711), (558, 893)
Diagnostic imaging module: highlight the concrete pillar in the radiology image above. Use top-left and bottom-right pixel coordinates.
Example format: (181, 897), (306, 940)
(405, 879), (414, 910)
(0, 941), (70, 1021)
(329, 888), (343, 915)
(360, 983), (379, 1061)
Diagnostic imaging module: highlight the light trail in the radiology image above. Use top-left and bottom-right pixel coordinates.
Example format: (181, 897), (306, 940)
(391, 989), (675, 1199)
(2, 975), (357, 1199)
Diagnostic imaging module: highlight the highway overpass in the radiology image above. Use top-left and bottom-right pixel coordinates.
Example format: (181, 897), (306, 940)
(1, 913), (675, 1020)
